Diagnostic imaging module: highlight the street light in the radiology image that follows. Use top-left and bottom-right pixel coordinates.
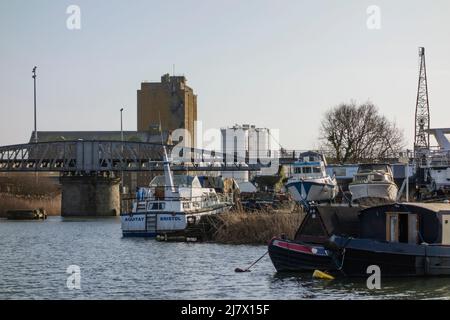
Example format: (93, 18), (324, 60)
(120, 108), (124, 193)
(120, 108), (124, 142)
(32, 66), (37, 143)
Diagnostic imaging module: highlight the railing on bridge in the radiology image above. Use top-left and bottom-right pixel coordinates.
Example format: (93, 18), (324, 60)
(0, 141), (272, 173)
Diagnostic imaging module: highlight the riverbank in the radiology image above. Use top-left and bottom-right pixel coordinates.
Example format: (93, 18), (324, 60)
(0, 192), (61, 217)
(207, 210), (305, 245)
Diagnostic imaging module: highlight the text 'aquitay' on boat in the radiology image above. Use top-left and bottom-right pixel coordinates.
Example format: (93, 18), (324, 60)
(120, 147), (233, 237)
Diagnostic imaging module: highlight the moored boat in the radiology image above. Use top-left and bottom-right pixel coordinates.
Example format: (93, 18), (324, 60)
(348, 163), (398, 204)
(268, 205), (360, 272)
(327, 202), (450, 276)
(6, 209), (47, 220)
(286, 151), (338, 203)
(120, 147), (233, 237)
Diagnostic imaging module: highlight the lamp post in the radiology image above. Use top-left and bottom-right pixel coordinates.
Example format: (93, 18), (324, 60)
(406, 150), (409, 202)
(120, 108), (124, 193)
(32, 66), (37, 143)
(120, 108), (124, 143)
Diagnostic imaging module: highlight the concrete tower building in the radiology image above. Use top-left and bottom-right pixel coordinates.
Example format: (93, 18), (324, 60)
(137, 74), (197, 147)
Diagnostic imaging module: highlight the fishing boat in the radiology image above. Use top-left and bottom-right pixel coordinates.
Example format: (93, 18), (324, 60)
(120, 147), (233, 237)
(268, 205), (360, 272)
(327, 202), (450, 277)
(285, 151), (338, 203)
(348, 163), (398, 204)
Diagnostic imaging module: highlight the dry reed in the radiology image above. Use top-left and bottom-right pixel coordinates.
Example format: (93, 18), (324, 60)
(211, 210), (305, 245)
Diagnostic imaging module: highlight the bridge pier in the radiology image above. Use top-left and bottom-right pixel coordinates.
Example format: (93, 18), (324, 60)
(60, 175), (121, 217)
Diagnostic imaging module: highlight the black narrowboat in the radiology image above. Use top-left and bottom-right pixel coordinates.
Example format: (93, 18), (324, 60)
(268, 205), (360, 272)
(328, 202), (450, 277)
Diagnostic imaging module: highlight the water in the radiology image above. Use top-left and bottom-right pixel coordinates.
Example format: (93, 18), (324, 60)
(1, 217), (449, 300)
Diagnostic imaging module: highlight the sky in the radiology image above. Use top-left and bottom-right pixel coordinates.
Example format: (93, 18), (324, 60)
(1, 0), (449, 150)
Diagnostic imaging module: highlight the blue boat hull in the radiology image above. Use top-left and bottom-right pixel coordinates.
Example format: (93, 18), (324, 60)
(286, 180), (337, 202)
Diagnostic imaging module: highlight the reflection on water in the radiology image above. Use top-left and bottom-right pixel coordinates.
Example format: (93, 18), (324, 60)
(0, 217), (449, 299)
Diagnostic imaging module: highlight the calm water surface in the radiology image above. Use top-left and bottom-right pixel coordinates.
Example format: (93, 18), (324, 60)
(1, 217), (449, 300)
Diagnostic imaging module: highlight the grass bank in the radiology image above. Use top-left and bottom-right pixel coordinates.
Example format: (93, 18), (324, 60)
(204, 210), (305, 245)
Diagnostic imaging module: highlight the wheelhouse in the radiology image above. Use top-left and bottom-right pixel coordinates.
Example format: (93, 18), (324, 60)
(292, 161), (326, 179)
(353, 163), (394, 184)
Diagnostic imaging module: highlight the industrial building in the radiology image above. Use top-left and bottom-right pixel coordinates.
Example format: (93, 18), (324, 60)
(220, 124), (280, 182)
(137, 74), (197, 147)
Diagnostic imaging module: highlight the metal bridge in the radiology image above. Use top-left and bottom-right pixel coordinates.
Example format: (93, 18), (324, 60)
(0, 140), (279, 173)
(0, 140), (422, 174)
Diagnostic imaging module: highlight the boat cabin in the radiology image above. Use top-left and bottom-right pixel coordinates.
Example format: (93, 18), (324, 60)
(359, 203), (450, 245)
(353, 163), (394, 183)
(290, 151), (331, 180)
(294, 205), (360, 244)
(292, 162), (327, 181)
(148, 175), (210, 199)
(132, 174), (221, 214)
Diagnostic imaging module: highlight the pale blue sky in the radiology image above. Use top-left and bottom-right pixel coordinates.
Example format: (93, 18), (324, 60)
(1, 0), (449, 149)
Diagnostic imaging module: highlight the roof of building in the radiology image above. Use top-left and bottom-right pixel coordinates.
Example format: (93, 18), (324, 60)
(30, 131), (171, 144)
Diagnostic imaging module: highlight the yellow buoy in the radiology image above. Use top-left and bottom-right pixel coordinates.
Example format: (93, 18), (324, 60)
(312, 270), (335, 280)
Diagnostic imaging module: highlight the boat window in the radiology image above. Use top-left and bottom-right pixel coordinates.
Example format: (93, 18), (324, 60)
(294, 167), (302, 174)
(183, 202), (190, 209)
(372, 174), (384, 182)
(149, 202), (165, 210)
(303, 167), (312, 174)
(312, 167), (321, 173)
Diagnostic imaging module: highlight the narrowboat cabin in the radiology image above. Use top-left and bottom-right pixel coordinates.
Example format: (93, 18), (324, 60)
(268, 205), (360, 272)
(328, 202), (450, 277)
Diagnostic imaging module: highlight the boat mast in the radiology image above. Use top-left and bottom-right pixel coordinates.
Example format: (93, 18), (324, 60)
(159, 110), (175, 195)
(163, 146), (175, 194)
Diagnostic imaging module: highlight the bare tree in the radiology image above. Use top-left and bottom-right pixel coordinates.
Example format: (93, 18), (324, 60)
(320, 101), (405, 163)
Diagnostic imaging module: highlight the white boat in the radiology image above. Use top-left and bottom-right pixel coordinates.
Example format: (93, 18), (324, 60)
(427, 168), (450, 194)
(120, 147), (233, 237)
(349, 163), (398, 203)
(285, 152), (338, 203)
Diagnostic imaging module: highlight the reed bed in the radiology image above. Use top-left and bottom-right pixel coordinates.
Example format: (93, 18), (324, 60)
(0, 192), (61, 217)
(210, 210), (305, 245)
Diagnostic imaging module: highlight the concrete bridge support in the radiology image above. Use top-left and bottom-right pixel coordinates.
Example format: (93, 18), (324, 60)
(60, 175), (121, 217)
